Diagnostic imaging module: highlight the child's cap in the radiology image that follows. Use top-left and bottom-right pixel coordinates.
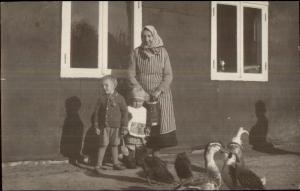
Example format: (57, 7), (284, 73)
(130, 87), (147, 101)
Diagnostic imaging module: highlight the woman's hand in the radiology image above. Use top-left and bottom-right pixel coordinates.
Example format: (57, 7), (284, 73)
(151, 89), (162, 99)
(145, 126), (151, 136)
(93, 123), (100, 135)
(95, 127), (100, 135)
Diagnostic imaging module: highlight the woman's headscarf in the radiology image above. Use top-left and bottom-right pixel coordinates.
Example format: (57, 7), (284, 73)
(140, 25), (164, 58)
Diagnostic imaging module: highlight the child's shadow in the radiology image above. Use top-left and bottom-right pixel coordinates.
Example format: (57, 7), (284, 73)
(81, 126), (100, 166)
(84, 169), (147, 184)
(81, 111), (113, 166)
(249, 100), (300, 156)
(60, 96), (84, 164)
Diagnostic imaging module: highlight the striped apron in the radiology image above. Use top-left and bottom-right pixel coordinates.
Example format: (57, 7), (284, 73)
(133, 47), (176, 134)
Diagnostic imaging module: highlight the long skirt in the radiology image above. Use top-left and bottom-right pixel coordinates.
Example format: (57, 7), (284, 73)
(146, 125), (177, 150)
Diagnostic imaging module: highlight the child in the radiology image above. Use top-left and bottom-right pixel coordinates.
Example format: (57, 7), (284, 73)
(122, 87), (150, 168)
(92, 75), (128, 171)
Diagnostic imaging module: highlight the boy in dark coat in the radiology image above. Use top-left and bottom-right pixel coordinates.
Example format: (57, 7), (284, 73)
(92, 75), (128, 171)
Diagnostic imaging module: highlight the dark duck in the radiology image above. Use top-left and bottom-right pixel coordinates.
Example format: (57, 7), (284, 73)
(139, 147), (174, 185)
(175, 152), (193, 184)
(223, 152), (266, 190)
(175, 142), (226, 190)
(222, 127), (266, 190)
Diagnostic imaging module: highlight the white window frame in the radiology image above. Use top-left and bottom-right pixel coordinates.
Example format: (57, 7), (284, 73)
(211, 1), (269, 82)
(60, 1), (142, 78)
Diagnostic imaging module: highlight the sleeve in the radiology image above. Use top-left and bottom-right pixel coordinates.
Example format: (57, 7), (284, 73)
(119, 95), (129, 128)
(157, 48), (173, 92)
(128, 111), (133, 121)
(128, 49), (142, 89)
(126, 111), (133, 131)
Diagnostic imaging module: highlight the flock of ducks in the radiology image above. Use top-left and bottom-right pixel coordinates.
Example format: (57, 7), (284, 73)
(140, 127), (266, 190)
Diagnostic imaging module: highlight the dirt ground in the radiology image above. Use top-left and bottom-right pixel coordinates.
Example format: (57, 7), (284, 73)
(2, 142), (300, 190)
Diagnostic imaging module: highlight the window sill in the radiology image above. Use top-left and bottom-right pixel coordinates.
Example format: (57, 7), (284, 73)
(60, 69), (129, 79)
(211, 74), (268, 82)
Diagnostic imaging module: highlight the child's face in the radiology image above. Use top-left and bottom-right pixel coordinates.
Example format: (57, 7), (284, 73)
(131, 98), (144, 108)
(102, 79), (115, 95)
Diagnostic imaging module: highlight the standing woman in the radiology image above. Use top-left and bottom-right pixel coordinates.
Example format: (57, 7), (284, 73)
(128, 25), (177, 156)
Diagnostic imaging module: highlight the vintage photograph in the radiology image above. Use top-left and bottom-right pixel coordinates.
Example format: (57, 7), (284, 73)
(1, 1), (300, 190)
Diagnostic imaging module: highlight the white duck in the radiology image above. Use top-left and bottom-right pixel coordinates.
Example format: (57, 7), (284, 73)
(231, 127), (249, 146)
(227, 127), (249, 165)
(175, 142), (226, 190)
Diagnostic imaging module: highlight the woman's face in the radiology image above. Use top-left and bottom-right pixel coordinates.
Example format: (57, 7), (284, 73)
(141, 29), (153, 47)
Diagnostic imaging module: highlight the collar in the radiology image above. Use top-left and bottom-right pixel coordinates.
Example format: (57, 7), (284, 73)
(103, 91), (118, 99)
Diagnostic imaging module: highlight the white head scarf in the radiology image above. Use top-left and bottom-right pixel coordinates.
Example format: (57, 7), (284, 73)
(140, 25), (164, 57)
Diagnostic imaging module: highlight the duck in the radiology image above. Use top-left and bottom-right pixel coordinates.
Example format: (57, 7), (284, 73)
(139, 146), (174, 185)
(222, 127), (266, 189)
(174, 152), (193, 184)
(175, 142), (226, 190)
(227, 127), (249, 165)
(231, 127), (249, 146)
(223, 152), (266, 190)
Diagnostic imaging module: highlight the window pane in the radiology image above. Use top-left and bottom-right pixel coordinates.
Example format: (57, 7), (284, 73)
(108, 2), (132, 70)
(244, 7), (262, 73)
(217, 4), (237, 73)
(70, 2), (99, 68)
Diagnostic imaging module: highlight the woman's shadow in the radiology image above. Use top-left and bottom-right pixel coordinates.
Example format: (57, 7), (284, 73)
(249, 100), (300, 156)
(60, 96), (84, 165)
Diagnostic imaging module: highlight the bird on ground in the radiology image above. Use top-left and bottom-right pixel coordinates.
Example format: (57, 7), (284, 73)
(139, 146), (175, 185)
(175, 152), (193, 184)
(222, 152), (266, 189)
(174, 142), (227, 190)
(227, 127), (249, 166)
(222, 127), (266, 189)
(231, 127), (249, 146)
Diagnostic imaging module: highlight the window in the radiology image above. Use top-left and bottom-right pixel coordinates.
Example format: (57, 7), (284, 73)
(61, 1), (142, 78)
(211, 1), (268, 81)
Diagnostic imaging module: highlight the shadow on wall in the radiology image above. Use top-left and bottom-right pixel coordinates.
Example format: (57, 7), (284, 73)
(116, 78), (131, 101)
(249, 100), (300, 156)
(82, 125), (100, 166)
(60, 96), (84, 164)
